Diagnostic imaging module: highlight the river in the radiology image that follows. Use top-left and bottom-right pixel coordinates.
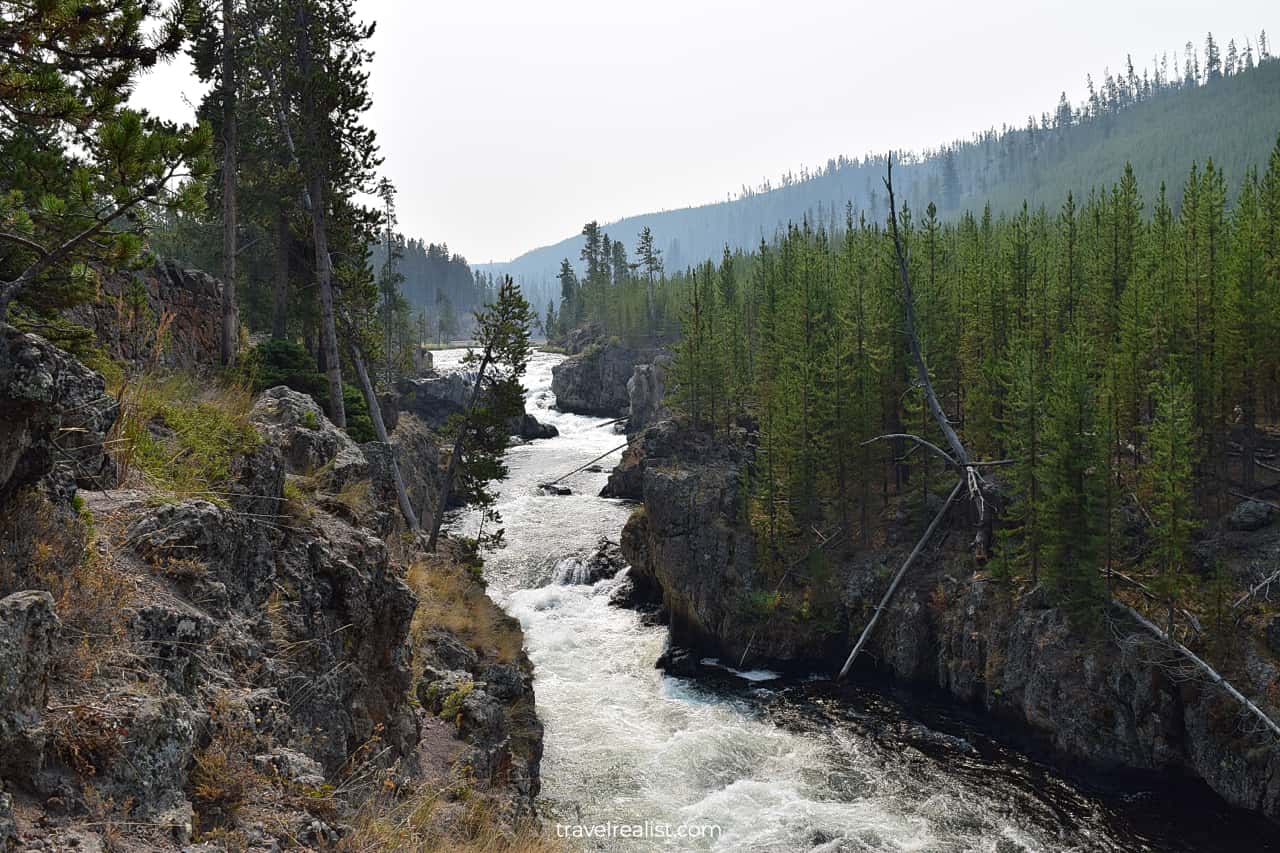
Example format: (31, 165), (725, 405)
(438, 348), (1277, 853)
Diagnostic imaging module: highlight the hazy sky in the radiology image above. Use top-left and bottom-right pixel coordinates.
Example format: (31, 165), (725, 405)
(132, 1), (1274, 263)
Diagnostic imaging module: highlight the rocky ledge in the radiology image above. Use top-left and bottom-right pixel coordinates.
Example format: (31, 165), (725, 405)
(614, 417), (1280, 826)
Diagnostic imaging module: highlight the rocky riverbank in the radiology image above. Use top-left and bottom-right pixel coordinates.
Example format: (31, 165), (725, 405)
(610, 418), (1280, 826)
(0, 322), (545, 850)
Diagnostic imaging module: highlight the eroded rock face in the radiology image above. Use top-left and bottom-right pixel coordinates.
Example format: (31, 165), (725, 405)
(0, 333), (544, 846)
(626, 355), (671, 435)
(415, 621), (543, 821)
(612, 420), (837, 662)
(551, 342), (647, 418)
(362, 412), (449, 535)
(66, 260), (223, 369)
(0, 324), (117, 499)
(866, 579), (1280, 822)
(614, 419), (1280, 825)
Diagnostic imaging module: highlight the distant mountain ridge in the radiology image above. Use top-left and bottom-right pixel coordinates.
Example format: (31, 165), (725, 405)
(481, 45), (1280, 308)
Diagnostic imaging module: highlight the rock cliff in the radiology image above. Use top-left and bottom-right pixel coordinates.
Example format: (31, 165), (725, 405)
(66, 260), (225, 369)
(615, 418), (1280, 826)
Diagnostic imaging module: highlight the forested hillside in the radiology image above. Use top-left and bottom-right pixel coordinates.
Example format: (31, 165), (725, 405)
(493, 33), (1280, 306)
(556, 127), (1280, 631)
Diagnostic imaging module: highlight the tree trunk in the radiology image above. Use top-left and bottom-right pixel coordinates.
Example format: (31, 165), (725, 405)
(837, 478), (963, 679)
(297, 1), (344, 427)
(1116, 601), (1280, 739)
(426, 349), (493, 552)
(309, 175), (344, 426)
(351, 343), (417, 531)
(272, 207), (289, 340)
(219, 0), (239, 366)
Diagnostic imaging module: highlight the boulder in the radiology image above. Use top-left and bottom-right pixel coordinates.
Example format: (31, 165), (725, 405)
(0, 591), (59, 779)
(0, 324), (118, 499)
(555, 539), (626, 585)
(250, 386), (367, 489)
(130, 604), (213, 696)
(396, 371), (475, 430)
(253, 748), (326, 788)
(509, 413), (558, 440)
(1227, 499), (1277, 532)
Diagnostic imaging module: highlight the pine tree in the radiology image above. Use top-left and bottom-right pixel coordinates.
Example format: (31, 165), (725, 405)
(991, 327), (1045, 583)
(1142, 367), (1198, 633)
(1040, 334), (1107, 615)
(0, 1), (209, 324)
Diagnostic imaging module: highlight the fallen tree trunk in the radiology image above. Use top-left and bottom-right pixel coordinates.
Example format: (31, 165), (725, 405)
(837, 478), (963, 680)
(1114, 601), (1280, 740)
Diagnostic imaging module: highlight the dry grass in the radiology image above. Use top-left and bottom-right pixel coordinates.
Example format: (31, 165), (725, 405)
(407, 555), (524, 666)
(0, 485), (86, 594)
(339, 778), (561, 853)
(108, 370), (258, 502)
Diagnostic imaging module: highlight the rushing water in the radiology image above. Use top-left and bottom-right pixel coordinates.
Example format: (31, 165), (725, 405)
(438, 348), (1278, 853)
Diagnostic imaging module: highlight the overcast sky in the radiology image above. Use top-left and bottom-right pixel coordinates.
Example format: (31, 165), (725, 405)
(131, 0), (1274, 263)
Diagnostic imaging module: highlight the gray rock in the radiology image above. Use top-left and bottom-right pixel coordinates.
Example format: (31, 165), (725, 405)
(509, 413), (558, 440)
(0, 790), (16, 850)
(253, 748), (327, 788)
(551, 342), (647, 418)
(361, 413), (451, 536)
(130, 605), (213, 696)
(0, 591), (59, 779)
(64, 259), (224, 370)
(396, 371), (475, 430)
(626, 355), (671, 434)
(1227, 499), (1277, 532)
(1, 324), (118, 499)
(250, 386), (368, 489)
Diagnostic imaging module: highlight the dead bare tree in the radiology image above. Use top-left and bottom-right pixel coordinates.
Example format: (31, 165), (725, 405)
(836, 155), (991, 679)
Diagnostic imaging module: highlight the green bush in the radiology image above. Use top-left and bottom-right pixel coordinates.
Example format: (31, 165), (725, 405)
(243, 341), (375, 442)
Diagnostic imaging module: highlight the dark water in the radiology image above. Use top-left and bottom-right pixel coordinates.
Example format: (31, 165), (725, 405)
(442, 348), (1279, 852)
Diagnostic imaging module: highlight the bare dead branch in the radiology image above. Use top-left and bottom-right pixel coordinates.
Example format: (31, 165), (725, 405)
(837, 478), (964, 680)
(1113, 601), (1280, 740)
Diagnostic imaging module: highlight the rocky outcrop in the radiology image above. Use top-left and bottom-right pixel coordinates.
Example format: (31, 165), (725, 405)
(0, 335), (544, 849)
(509, 412), (558, 440)
(0, 324), (118, 499)
(362, 412), (449, 535)
(0, 592), (58, 780)
(67, 259), (224, 369)
(551, 341), (649, 418)
(396, 371), (475, 430)
(614, 420), (839, 662)
(415, 625), (542, 819)
(250, 385), (369, 489)
(626, 354), (671, 434)
(614, 419), (1280, 825)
